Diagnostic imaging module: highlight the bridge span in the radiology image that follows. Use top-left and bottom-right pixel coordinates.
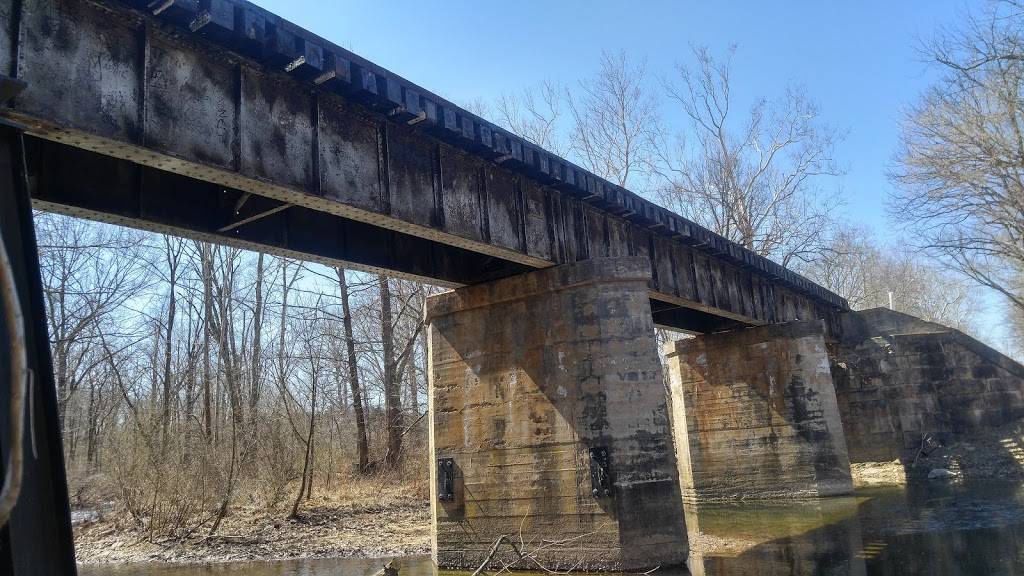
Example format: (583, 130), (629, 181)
(0, 0), (845, 334)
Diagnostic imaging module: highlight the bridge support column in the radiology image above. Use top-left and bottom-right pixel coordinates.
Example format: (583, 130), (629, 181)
(665, 321), (853, 501)
(426, 257), (688, 572)
(0, 103), (77, 573)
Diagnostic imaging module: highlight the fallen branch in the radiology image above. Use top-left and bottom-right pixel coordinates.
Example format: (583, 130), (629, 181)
(475, 529), (600, 575)
(472, 534), (512, 576)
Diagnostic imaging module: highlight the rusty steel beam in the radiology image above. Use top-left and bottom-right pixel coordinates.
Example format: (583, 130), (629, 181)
(0, 0), (846, 331)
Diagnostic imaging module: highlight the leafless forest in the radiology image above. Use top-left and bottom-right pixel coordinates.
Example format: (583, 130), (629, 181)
(50, 0), (1024, 552)
(47, 211), (437, 537)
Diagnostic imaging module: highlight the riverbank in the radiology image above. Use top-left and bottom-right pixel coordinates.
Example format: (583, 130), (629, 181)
(849, 417), (1024, 488)
(74, 417), (1024, 565)
(73, 482), (431, 565)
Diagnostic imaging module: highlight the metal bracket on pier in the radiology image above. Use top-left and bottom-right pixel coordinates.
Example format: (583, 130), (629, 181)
(437, 458), (455, 501)
(589, 446), (613, 498)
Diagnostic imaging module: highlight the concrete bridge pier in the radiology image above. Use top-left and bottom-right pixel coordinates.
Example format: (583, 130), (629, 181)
(426, 257), (688, 572)
(665, 321), (854, 501)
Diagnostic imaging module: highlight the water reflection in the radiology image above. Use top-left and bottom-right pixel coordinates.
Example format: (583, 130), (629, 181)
(854, 481), (1024, 575)
(684, 495), (868, 575)
(686, 480), (1024, 576)
(78, 481), (1024, 576)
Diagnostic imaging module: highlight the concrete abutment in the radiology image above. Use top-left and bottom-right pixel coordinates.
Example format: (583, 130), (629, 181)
(830, 308), (1024, 471)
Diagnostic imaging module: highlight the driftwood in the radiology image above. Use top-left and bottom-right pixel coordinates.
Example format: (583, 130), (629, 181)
(372, 559), (399, 576)
(912, 432), (942, 467)
(472, 535), (517, 576)
(471, 529), (661, 575)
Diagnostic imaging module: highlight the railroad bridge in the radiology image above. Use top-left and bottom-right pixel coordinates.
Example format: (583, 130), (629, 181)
(0, 0), (856, 572)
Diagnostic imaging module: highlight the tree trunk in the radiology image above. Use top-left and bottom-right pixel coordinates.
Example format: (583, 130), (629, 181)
(305, 432), (315, 501)
(55, 341), (69, 430)
(337, 268), (369, 472)
(65, 411), (77, 465)
(246, 252), (265, 463)
(184, 303), (198, 422)
(217, 251), (245, 443)
(334, 341), (347, 415)
(290, 365), (317, 518)
(201, 243), (214, 442)
(406, 339), (418, 417)
(160, 241), (178, 454)
(379, 275), (402, 467)
(149, 321), (160, 414)
(277, 258), (291, 439)
(209, 406), (238, 536)
(86, 381), (98, 469)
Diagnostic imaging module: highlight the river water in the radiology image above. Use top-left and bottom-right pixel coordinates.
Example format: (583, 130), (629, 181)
(78, 480), (1024, 575)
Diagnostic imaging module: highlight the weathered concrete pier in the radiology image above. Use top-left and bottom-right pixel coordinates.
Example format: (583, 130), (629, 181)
(427, 258), (687, 571)
(666, 321), (853, 502)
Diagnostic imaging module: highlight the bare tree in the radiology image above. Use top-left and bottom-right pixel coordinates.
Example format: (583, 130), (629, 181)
(35, 213), (148, 429)
(652, 46), (842, 266)
(494, 81), (567, 155)
(1010, 301), (1024, 357)
(567, 51), (658, 188)
(379, 275), (402, 468)
(37, 212), (446, 542)
(800, 225), (980, 332)
(158, 237), (184, 453)
(796, 226), (877, 310)
(337, 267), (369, 472)
(200, 242), (215, 442)
(208, 246), (246, 535)
(245, 252), (266, 463)
(290, 308), (326, 519)
(891, 0), (1024, 313)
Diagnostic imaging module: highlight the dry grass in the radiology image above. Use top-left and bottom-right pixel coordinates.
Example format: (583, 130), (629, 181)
(74, 476), (431, 565)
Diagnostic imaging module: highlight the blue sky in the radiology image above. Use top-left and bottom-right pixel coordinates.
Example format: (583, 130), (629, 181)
(253, 0), (966, 233)
(252, 0), (1015, 350)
